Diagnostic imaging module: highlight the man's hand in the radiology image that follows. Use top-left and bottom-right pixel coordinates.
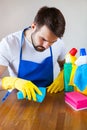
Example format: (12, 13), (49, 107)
(2, 77), (42, 101)
(47, 70), (64, 93)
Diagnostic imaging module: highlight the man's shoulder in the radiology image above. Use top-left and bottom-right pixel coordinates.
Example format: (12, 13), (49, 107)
(6, 30), (22, 40)
(0, 30), (23, 50)
(0, 30), (22, 44)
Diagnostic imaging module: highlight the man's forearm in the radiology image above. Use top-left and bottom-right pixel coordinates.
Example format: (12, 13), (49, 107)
(58, 59), (65, 71)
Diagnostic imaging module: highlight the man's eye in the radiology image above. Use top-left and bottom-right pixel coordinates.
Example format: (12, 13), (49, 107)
(42, 38), (46, 41)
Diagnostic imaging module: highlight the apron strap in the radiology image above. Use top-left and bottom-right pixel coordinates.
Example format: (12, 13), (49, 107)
(20, 27), (31, 59)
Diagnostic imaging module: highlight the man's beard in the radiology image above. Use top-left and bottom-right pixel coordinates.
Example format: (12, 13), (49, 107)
(31, 34), (45, 52)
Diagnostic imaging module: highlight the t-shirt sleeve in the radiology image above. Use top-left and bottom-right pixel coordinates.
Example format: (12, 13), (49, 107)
(0, 38), (10, 66)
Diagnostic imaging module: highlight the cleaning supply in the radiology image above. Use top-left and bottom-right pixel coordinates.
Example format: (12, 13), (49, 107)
(73, 48), (87, 95)
(64, 63), (73, 92)
(65, 48), (77, 63)
(2, 89), (12, 102)
(68, 64), (77, 89)
(65, 91), (87, 111)
(17, 87), (46, 103)
(75, 48), (87, 66)
(64, 48), (78, 92)
(74, 64), (87, 95)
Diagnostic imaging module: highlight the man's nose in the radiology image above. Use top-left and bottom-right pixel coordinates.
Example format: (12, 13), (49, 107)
(43, 41), (50, 49)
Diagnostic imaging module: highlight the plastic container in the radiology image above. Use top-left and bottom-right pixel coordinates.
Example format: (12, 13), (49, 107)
(75, 48), (87, 66)
(64, 48), (78, 92)
(65, 48), (77, 63)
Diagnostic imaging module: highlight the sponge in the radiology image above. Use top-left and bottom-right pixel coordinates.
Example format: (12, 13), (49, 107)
(65, 91), (87, 111)
(17, 87), (46, 103)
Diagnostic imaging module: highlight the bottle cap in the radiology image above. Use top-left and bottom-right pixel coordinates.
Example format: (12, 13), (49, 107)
(80, 48), (86, 56)
(69, 48), (77, 56)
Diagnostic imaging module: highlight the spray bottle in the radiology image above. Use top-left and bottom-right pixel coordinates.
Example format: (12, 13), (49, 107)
(75, 48), (87, 66)
(65, 48), (77, 63)
(64, 48), (78, 92)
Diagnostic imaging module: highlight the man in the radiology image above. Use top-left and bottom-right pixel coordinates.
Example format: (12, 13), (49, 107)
(0, 6), (66, 101)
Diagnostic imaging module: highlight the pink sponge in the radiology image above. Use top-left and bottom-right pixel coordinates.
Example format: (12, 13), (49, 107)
(65, 91), (87, 111)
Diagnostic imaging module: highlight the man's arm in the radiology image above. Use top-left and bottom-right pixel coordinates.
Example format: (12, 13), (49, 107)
(57, 59), (65, 71)
(0, 65), (9, 90)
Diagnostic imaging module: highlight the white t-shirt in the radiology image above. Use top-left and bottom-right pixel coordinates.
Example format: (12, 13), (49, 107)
(0, 30), (66, 79)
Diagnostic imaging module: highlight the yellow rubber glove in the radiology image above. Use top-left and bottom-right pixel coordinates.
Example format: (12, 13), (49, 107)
(2, 77), (42, 101)
(47, 70), (64, 93)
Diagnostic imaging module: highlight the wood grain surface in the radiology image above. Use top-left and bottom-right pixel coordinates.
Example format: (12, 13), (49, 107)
(0, 90), (87, 130)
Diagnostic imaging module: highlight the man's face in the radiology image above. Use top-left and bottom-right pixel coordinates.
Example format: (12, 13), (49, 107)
(31, 25), (58, 52)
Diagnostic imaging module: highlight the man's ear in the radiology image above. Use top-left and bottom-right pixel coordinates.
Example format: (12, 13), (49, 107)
(31, 23), (36, 30)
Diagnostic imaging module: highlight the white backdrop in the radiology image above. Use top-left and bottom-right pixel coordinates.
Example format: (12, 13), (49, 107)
(0, 0), (87, 53)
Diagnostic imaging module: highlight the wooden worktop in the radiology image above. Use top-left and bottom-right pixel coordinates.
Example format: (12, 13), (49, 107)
(0, 90), (87, 130)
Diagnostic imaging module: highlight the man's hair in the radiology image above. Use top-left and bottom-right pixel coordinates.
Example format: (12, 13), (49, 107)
(34, 6), (66, 38)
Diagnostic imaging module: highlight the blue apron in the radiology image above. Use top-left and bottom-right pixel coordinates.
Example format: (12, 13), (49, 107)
(18, 28), (53, 87)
